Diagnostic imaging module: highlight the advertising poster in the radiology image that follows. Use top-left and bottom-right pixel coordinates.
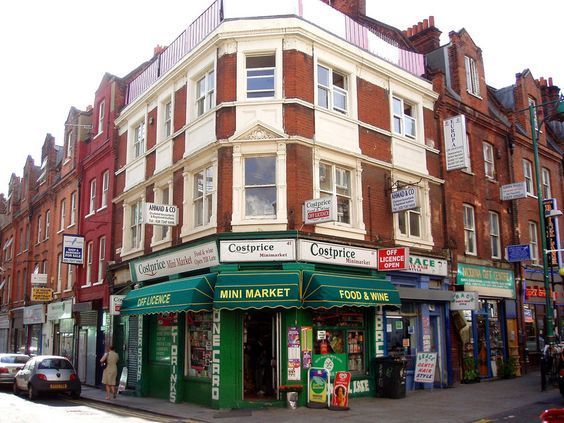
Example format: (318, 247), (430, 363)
(414, 352), (437, 383)
(307, 368), (329, 408)
(301, 326), (313, 369)
(288, 327), (301, 381)
(330, 371), (351, 410)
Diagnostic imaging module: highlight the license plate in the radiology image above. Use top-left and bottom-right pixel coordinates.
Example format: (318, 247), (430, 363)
(49, 383), (68, 389)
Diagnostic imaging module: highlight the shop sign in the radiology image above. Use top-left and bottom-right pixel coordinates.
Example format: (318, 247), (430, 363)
(443, 114), (469, 171)
(23, 304), (45, 325)
(62, 234), (85, 264)
(297, 240), (376, 269)
(131, 241), (219, 282)
(219, 239), (295, 262)
(73, 302), (92, 313)
(406, 255), (447, 276)
(312, 353), (347, 377)
(144, 202), (178, 226)
(0, 313), (9, 329)
(500, 181), (527, 201)
(211, 310), (221, 402)
(450, 292), (479, 310)
(287, 327), (301, 381)
(391, 187), (418, 213)
(414, 352), (437, 383)
(525, 285), (547, 300)
(31, 287), (53, 302)
(47, 300), (73, 321)
(330, 371), (351, 410)
(506, 244), (532, 262)
(377, 247), (409, 271)
(307, 368), (329, 407)
(544, 198), (562, 268)
(31, 273), (48, 285)
(456, 264), (515, 299)
(110, 295), (125, 315)
(304, 197), (337, 224)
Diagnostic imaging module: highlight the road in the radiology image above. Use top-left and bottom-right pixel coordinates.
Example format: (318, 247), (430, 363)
(475, 390), (563, 423)
(0, 385), (190, 423)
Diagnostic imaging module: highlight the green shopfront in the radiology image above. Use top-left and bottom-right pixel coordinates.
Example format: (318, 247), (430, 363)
(119, 236), (401, 409)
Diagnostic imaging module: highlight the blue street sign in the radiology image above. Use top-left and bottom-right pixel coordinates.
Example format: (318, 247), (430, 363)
(506, 244), (531, 262)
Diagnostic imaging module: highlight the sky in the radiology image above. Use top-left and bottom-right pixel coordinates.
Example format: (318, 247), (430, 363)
(0, 0), (562, 195)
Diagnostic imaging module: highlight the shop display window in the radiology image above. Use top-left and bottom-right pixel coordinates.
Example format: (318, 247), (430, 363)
(185, 312), (212, 378)
(149, 313), (177, 363)
(312, 308), (366, 374)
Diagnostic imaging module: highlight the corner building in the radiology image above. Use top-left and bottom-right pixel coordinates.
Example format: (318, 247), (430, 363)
(114, 0), (448, 408)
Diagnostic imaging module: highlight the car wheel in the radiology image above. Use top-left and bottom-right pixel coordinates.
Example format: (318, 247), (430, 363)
(71, 390), (80, 399)
(28, 384), (37, 401)
(13, 381), (19, 396)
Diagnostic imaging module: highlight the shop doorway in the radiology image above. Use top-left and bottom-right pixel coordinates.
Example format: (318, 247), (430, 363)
(474, 300), (505, 378)
(243, 311), (278, 400)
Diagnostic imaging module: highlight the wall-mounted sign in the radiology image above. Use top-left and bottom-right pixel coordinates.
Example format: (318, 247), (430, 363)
(297, 240), (376, 269)
(131, 241), (219, 282)
(500, 182), (527, 201)
(23, 304), (46, 325)
(544, 198), (562, 268)
(220, 239), (295, 262)
(110, 295), (126, 315)
(414, 352), (437, 384)
(31, 273), (48, 285)
(144, 202), (178, 226)
(47, 300), (73, 321)
(377, 247), (409, 271)
(406, 255), (448, 276)
(443, 115), (469, 171)
(456, 263), (514, 299)
(506, 244), (531, 262)
(304, 198), (337, 224)
(525, 285), (547, 300)
(450, 292), (479, 310)
(62, 234), (85, 264)
(31, 287), (53, 302)
(391, 187), (418, 213)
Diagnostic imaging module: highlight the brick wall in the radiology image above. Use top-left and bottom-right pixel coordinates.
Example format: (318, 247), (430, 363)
(357, 77), (389, 130)
(283, 104), (314, 138)
(361, 164), (393, 243)
(286, 144), (313, 231)
(174, 85), (187, 132)
(216, 146), (233, 232)
(217, 53), (236, 103)
(359, 127), (391, 162)
(283, 50), (314, 102)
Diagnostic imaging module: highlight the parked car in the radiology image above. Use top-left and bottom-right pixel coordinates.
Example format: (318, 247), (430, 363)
(13, 355), (81, 400)
(0, 354), (30, 384)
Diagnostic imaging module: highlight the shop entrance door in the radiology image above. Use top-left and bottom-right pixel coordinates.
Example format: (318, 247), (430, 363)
(243, 311), (278, 400)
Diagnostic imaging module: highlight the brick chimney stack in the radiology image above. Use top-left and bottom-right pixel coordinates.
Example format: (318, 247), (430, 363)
(404, 16), (442, 54)
(538, 76), (561, 121)
(320, 0), (367, 19)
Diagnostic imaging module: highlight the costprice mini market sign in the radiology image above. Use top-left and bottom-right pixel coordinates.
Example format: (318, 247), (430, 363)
(456, 264), (514, 299)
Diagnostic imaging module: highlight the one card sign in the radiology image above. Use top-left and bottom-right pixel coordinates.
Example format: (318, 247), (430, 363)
(330, 371), (351, 411)
(500, 182), (527, 201)
(414, 352), (437, 383)
(144, 202), (178, 226)
(307, 368), (329, 408)
(62, 234), (85, 264)
(304, 198), (337, 224)
(377, 247), (409, 271)
(443, 115), (469, 171)
(391, 187), (418, 213)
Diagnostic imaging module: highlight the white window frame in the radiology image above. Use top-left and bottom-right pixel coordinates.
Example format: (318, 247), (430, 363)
(98, 236), (106, 283)
(69, 192), (76, 227)
(317, 64), (348, 114)
(133, 121), (146, 159)
(44, 210), (50, 240)
(489, 211), (501, 259)
(56, 253), (62, 293)
(37, 215), (42, 244)
(523, 159), (534, 195)
(392, 96), (416, 139)
(529, 221), (539, 263)
(129, 200), (144, 252)
(196, 69), (215, 117)
(464, 55), (480, 97)
(541, 168), (551, 199)
(89, 178), (97, 215)
(59, 199), (66, 232)
(193, 166), (214, 228)
(97, 100), (105, 135)
(152, 181), (173, 246)
(319, 162), (352, 225)
(66, 131), (73, 159)
(85, 241), (93, 286)
(483, 142), (495, 179)
(398, 205), (422, 239)
(244, 155), (278, 219)
(101, 171), (109, 209)
(246, 54), (275, 99)
(463, 204), (477, 255)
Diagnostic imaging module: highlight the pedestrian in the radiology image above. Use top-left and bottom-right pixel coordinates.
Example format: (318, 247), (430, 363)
(100, 345), (119, 400)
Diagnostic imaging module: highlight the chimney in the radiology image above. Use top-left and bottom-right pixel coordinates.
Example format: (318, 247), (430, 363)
(153, 45), (166, 56)
(324, 0), (366, 19)
(404, 16), (442, 54)
(539, 76), (561, 119)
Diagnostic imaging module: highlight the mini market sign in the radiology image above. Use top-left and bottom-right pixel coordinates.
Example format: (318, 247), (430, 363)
(456, 264), (514, 299)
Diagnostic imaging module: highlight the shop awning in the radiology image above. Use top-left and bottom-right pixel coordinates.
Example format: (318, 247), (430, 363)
(302, 271), (400, 309)
(120, 273), (216, 316)
(214, 271), (301, 310)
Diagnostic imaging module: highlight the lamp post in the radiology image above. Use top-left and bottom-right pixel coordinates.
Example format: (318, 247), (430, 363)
(527, 97), (564, 345)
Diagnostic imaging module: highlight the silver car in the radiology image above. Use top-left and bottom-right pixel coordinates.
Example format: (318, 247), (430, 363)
(0, 354), (30, 384)
(13, 355), (81, 400)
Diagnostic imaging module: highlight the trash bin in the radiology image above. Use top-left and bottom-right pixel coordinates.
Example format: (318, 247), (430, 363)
(372, 356), (407, 399)
(286, 391), (299, 409)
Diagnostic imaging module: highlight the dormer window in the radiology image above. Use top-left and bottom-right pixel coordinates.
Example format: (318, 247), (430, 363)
(97, 100), (105, 135)
(38, 157), (47, 182)
(464, 56), (480, 97)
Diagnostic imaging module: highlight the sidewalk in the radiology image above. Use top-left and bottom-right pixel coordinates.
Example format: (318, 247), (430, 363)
(80, 372), (560, 423)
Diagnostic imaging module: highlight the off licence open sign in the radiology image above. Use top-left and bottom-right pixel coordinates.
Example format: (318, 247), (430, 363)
(377, 247), (409, 271)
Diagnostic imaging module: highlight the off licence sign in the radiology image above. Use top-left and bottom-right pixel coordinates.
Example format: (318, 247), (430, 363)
(377, 247), (409, 271)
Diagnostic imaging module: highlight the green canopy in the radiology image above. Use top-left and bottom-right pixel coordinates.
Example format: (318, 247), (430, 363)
(302, 271), (400, 309)
(120, 273), (216, 315)
(214, 271), (301, 310)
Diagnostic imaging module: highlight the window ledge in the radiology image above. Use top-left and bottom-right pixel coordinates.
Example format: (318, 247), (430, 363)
(486, 177), (498, 184)
(97, 205), (108, 212)
(466, 90), (483, 100)
(150, 238), (172, 248)
(85, 212), (95, 219)
(67, 223), (76, 229)
(92, 281), (104, 286)
(464, 251), (478, 257)
(81, 284), (92, 289)
(63, 288), (73, 293)
(180, 225), (217, 242)
(460, 169), (474, 176)
(120, 247), (144, 260)
(526, 193), (538, 199)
